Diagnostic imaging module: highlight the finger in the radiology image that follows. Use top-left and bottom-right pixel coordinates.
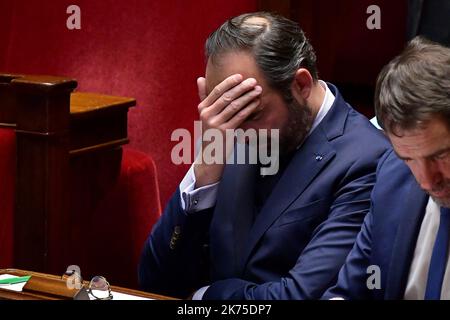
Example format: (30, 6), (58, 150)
(197, 77), (207, 101)
(206, 77), (259, 116)
(201, 74), (243, 107)
(213, 86), (262, 124)
(225, 99), (261, 129)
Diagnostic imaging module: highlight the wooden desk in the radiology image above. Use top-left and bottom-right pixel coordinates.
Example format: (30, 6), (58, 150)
(0, 74), (141, 281)
(0, 269), (174, 300)
(70, 92), (135, 156)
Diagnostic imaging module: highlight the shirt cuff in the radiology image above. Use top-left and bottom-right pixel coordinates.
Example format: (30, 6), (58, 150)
(179, 165), (220, 213)
(192, 286), (210, 300)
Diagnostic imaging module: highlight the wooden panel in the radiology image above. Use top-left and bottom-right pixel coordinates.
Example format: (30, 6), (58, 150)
(70, 92), (135, 155)
(0, 73), (136, 276)
(12, 75), (77, 273)
(70, 92), (135, 117)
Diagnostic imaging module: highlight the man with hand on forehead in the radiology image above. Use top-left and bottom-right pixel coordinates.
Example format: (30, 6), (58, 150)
(139, 12), (389, 300)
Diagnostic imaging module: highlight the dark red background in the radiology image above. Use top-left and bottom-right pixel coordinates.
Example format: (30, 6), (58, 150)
(0, 0), (258, 205)
(0, 0), (406, 205)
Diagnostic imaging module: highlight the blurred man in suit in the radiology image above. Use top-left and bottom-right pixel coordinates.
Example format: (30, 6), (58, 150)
(323, 36), (450, 300)
(139, 12), (389, 300)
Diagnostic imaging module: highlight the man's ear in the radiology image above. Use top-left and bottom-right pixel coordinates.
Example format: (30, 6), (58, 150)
(291, 68), (313, 103)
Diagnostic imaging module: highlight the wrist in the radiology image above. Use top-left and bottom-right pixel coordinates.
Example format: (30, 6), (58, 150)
(193, 161), (223, 188)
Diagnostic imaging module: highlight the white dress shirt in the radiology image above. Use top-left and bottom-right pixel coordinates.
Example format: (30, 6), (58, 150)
(404, 197), (450, 299)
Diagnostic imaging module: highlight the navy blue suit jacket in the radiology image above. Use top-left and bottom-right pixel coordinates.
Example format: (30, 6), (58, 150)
(322, 150), (429, 299)
(139, 84), (390, 299)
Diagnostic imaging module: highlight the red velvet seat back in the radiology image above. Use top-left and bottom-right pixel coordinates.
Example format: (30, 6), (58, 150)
(82, 148), (162, 288)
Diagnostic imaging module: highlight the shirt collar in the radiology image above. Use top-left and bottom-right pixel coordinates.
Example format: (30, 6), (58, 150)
(295, 80), (335, 150)
(309, 80), (335, 134)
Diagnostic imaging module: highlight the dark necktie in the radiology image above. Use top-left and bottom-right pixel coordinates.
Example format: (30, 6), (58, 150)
(253, 154), (292, 221)
(424, 207), (450, 300)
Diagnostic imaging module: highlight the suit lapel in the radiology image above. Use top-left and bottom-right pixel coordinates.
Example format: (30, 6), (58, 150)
(230, 162), (260, 271)
(240, 127), (336, 271)
(239, 83), (347, 272)
(210, 149), (259, 278)
(385, 182), (429, 299)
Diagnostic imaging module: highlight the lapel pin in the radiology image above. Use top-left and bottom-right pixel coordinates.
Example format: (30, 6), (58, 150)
(315, 155), (323, 161)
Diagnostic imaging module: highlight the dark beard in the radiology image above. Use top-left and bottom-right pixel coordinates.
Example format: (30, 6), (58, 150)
(246, 97), (314, 166)
(427, 180), (450, 208)
(278, 98), (314, 156)
(431, 196), (450, 208)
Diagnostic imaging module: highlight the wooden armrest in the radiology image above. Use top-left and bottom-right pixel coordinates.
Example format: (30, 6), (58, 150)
(71, 92), (135, 118)
(69, 92), (136, 155)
